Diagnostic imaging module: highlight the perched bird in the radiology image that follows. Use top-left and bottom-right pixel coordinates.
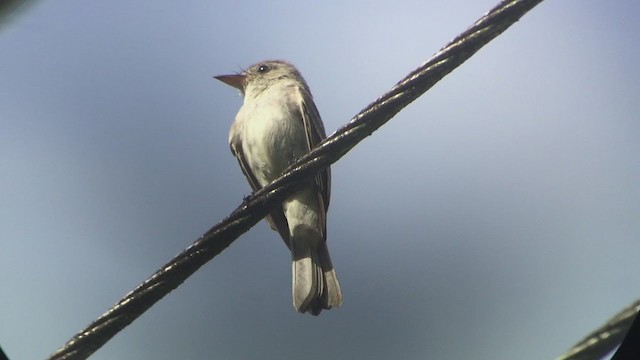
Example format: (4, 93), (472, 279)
(215, 60), (342, 315)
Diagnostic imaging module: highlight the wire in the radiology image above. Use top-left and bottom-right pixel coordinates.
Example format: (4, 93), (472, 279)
(556, 300), (640, 360)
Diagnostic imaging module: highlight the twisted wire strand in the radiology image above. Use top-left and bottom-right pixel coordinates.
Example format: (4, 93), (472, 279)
(556, 300), (640, 360)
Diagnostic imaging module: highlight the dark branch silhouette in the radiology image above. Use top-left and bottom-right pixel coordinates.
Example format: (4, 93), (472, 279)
(49, 1), (544, 358)
(0, 345), (10, 360)
(0, 0), (37, 30)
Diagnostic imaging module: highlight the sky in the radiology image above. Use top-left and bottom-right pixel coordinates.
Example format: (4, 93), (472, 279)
(1, 1), (639, 359)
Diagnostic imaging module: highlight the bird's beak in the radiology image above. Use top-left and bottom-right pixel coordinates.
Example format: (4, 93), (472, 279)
(214, 74), (246, 90)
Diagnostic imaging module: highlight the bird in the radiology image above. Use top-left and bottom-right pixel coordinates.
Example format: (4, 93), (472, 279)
(215, 60), (342, 315)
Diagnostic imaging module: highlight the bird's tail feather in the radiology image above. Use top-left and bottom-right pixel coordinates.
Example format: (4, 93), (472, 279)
(291, 234), (342, 315)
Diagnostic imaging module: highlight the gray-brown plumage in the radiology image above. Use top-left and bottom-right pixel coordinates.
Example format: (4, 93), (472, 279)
(215, 60), (342, 315)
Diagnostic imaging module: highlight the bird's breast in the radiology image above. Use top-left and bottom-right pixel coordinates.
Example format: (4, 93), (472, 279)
(234, 92), (307, 185)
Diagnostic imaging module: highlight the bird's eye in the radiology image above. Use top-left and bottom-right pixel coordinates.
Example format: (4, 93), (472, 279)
(257, 64), (270, 73)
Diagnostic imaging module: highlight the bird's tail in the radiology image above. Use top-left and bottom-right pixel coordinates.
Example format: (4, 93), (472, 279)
(291, 234), (342, 315)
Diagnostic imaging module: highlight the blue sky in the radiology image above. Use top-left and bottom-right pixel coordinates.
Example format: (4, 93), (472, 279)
(1, 1), (639, 359)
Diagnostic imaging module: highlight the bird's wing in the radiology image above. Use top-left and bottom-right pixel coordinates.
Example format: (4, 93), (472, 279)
(230, 135), (292, 248)
(296, 87), (331, 240)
